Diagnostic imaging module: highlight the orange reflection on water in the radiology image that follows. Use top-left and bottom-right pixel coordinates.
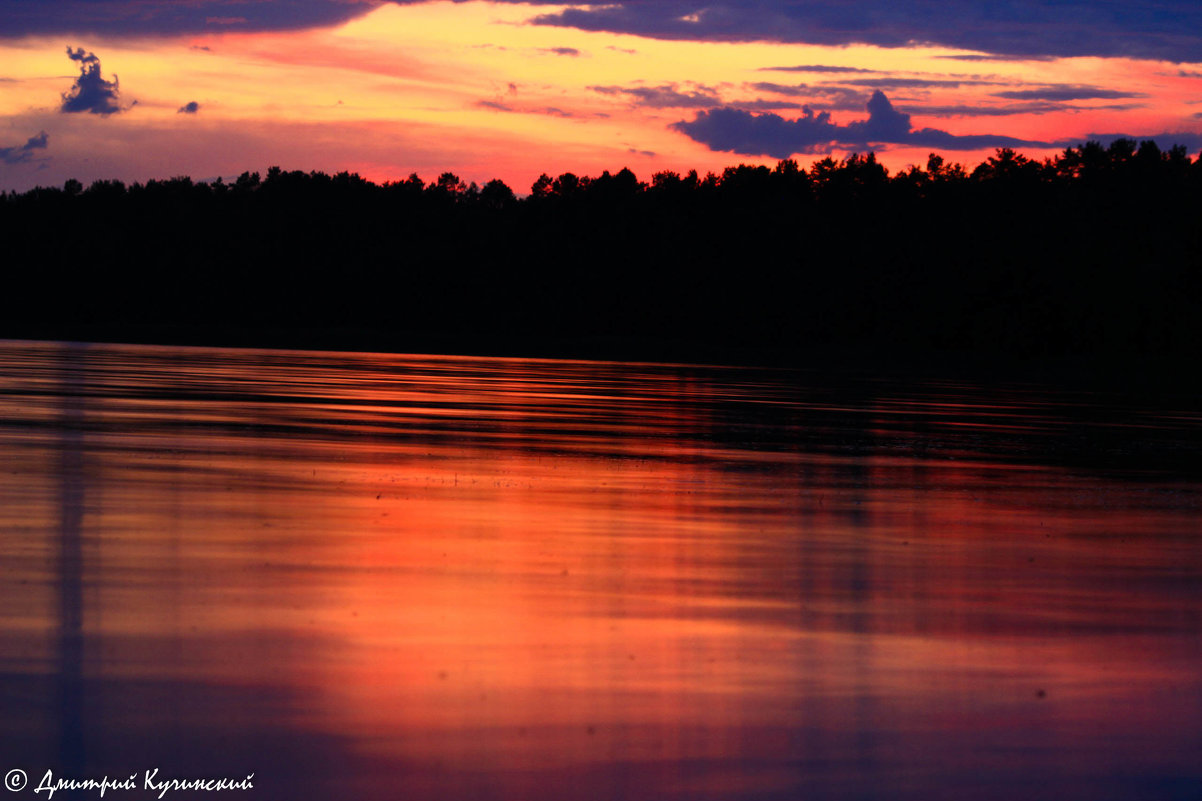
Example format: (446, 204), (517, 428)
(0, 341), (1199, 801)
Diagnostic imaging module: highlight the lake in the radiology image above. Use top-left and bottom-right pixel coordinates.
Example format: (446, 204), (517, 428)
(0, 340), (1199, 800)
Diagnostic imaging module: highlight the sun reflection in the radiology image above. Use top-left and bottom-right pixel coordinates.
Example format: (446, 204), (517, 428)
(0, 342), (1199, 799)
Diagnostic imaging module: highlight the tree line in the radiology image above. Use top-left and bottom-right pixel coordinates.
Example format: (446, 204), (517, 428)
(3, 140), (1201, 371)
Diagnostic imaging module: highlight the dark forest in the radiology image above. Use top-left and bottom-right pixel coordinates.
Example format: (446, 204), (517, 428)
(3, 139), (1201, 380)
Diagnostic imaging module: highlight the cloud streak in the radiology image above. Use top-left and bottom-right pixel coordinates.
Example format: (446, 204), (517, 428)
(748, 82), (870, 111)
(907, 103), (1068, 117)
(758, 64), (881, 74)
(476, 99), (576, 118)
(839, 77), (1007, 89)
(591, 83), (721, 109)
(993, 86), (1144, 102)
(0, 130), (49, 165)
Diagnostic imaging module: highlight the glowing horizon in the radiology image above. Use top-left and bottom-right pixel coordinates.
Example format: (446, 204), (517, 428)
(3, 1), (1202, 192)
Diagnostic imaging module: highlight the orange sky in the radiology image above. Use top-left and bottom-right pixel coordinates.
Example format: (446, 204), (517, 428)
(2, 1), (1202, 191)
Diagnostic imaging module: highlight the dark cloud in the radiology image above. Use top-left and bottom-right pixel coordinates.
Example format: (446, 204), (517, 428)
(4, 2), (1202, 62)
(672, 106), (842, 158)
(903, 127), (1047, 151)
(540, 47), (581, 56)
(840, 77), (1006, 89)
(626, 147), (657, 157)
(591, 84), (721, 109)
(937, 54), (1057, 63)
(0, 0), (368, 38)
(851, 90), (912, 141)
(671, 90), (1049, 158)
(758, 64), (881, 74)
(6, 1), (1202, 62)
(177, 101), (200, 113)
(994, 86), (1144, 101)
(527, 0), (1202, 62)
(61, 46), (123, 115)
(0, 130), (49, 165)
(1083, 103), (1148, 112)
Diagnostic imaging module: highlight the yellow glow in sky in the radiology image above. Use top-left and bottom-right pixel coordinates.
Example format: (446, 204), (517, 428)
(2, 1), (1201, 191)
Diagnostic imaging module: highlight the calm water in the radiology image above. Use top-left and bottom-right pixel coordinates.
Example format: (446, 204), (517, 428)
(1, 340), (1199, 801)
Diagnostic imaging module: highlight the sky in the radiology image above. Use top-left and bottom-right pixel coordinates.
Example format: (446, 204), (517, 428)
(3, 0), (1202, 192)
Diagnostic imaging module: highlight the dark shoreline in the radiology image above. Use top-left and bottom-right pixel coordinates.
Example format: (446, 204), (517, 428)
(5, 143), (1202, 395)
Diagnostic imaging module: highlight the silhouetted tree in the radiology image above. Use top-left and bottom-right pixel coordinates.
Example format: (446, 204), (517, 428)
(480, 178), (515, 209)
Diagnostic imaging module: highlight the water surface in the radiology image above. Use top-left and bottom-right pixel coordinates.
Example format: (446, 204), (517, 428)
(1, 341), (1199, 800)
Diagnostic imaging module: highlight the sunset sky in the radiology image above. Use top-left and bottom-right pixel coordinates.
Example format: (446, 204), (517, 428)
(3, 0), (1202, 192)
